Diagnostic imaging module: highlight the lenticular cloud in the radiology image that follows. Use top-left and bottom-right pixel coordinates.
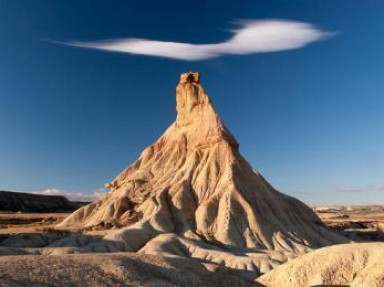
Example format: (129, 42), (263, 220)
(66, 20), (332, 61)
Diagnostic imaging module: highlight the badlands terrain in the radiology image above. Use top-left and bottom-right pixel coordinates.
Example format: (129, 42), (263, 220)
(0, 73), (383, 286)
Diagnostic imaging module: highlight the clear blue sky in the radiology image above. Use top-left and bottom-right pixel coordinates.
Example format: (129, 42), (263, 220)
(0, 0), (383, 205)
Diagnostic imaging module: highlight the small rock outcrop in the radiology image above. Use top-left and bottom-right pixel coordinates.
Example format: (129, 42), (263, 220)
(257, 242), (384, 287)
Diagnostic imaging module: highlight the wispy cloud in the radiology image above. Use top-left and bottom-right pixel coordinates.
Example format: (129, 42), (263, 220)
(62, 20), (333, 61)
(338, 185), (384, 193)
(293, 189), (314, 195)
(30, 188), (105, 202)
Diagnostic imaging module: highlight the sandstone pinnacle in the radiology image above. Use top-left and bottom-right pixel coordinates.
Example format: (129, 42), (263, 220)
(59, 72), (346, 256)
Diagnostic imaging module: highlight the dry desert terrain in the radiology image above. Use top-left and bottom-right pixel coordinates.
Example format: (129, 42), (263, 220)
(1, 73), (383, 287)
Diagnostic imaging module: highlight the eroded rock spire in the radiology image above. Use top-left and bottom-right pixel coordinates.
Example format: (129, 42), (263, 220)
(59, 73), (346, 272)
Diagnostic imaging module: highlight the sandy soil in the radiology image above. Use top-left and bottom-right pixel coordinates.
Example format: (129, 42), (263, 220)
(0, 213), (69, 235)
(0, 210), (382, 286)
(314, 208), (384, 241)
(0, 252), (254, 287)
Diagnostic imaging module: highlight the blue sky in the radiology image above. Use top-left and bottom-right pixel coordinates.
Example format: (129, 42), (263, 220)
(0, 0), (383, 204)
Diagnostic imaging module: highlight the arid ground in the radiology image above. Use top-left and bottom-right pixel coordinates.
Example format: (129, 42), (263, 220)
(1, 205), (382, 244)
(0, 206), (383, 286)
(314, 205), (384, 242)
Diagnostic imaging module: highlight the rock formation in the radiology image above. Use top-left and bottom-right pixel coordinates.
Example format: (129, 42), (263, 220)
(257, 242), (384, 287)
(58, 72), (347, 275)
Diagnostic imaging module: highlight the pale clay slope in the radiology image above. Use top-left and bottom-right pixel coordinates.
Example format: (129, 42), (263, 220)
(0, 252), (254, 287)
(257, 243), (384, 287)
(57, 73), (346, 271)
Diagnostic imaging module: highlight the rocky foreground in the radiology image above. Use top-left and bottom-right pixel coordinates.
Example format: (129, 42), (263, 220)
(0, 252), (253, 287)
(257, 243), (384, 286)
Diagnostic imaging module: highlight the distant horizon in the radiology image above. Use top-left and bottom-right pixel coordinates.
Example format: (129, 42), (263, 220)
(0, 1), (383, 206)
(2, 189), (384, 207)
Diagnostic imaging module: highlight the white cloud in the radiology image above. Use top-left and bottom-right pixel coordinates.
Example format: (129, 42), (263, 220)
(338, 185), (384, 193)
(64, 20), (333, 61)
(30, 188), (105, 202)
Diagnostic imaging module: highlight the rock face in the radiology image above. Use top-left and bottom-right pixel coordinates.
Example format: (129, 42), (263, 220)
(257, 243), (384, 287)
(59, 72), (345, 257)
(0, 190), (81, 213)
